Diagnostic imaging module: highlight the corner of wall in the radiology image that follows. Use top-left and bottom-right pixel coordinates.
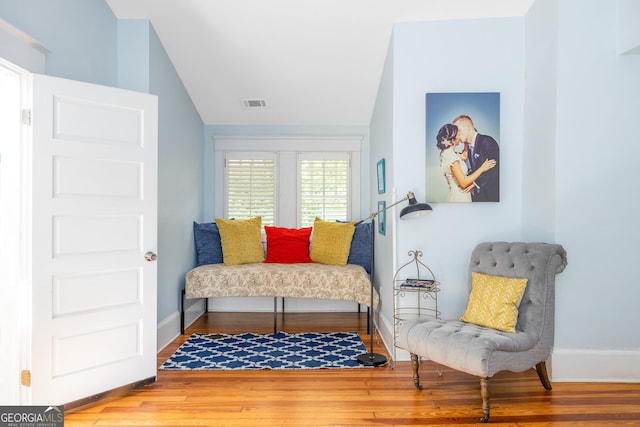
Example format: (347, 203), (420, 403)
(116, 19), (150, 92)
(617, 0), (640, 54)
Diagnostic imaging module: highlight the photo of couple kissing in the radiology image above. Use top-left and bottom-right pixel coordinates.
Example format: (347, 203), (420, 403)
(436, 114), (499, 203)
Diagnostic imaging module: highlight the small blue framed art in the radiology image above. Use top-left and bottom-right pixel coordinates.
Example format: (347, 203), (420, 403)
(378, 201), (386, 236)
(377, 159), (386, 194)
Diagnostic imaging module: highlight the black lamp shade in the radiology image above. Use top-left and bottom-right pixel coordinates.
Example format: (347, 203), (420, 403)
(400, 193), (432, 218)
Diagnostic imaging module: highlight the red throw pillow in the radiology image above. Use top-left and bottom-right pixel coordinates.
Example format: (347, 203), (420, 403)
(264, 226), (313, 263)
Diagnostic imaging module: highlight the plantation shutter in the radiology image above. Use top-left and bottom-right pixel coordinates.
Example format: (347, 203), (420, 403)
(224, 152), (276, 226)
(298, 153), (350, 227)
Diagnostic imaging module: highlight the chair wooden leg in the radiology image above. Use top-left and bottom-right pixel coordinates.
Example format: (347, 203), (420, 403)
(480, 377), (490, 423)
(535, 361), (553, 391)
(410, 353), (423, 390)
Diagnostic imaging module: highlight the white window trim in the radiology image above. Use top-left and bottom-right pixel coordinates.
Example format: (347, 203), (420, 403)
(213, 136), (362, 227)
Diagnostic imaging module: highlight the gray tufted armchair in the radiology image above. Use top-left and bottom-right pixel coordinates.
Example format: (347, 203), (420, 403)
(397, 242), (567, 423)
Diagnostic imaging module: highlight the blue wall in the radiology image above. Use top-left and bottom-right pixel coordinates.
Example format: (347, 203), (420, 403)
(371, 0), (640, 381)
(368, 35), (395, 317)
(375, 17), (526, 332)
(521, 0), (558, 242)
(149, 25), (203, 324)
(0, 1), (204, 334)
(0, 0), (117, 86)
(551, 0), (640, 380)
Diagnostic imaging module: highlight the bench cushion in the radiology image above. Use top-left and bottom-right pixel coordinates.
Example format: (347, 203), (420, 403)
(185, 262), (378, 309)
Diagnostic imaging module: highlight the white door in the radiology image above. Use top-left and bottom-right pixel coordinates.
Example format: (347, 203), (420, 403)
(28, 74), (158, 405)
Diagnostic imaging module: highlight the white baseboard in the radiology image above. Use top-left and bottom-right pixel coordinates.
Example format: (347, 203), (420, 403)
(156, 299), (206, 352)
(375, 313), (395, 360)
(156, 311), (180, 352)
(550, 348), (640, 382)
(377, 313), (640, 383)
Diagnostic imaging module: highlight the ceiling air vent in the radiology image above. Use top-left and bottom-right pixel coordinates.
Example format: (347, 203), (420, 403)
(241, 99), (267, 109)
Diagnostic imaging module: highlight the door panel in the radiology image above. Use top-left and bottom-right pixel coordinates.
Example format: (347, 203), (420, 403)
(52, 322), (141, 377)
(30, 74), (157, 405)
(52, 95), (143, 147)
(52, 269), (141, 317)
(53, 214), (142, 255)
(53, 156), (143, 198)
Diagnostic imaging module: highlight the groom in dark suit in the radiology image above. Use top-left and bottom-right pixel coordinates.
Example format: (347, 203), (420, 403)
(452, 115), (500, 202)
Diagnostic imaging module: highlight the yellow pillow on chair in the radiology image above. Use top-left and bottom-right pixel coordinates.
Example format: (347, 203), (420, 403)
(460, 272), (528, 333)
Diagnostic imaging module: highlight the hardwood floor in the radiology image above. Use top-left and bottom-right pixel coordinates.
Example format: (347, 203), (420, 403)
(64, 312), (640, 426)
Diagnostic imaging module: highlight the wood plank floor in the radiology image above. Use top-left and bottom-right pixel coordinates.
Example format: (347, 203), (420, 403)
(64, 311), (640, 426)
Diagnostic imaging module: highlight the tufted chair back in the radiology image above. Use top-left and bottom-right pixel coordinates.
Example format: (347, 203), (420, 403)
(469, 242), (567, 345)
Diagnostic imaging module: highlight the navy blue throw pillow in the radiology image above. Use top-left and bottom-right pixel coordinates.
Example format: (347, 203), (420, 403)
(193, 221), (223, 266)
(347, 221), (372, 274)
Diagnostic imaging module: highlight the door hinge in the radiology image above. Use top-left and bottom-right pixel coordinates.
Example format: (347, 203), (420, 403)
(21, 109), (32, 126)
(21, 370), (31, 387)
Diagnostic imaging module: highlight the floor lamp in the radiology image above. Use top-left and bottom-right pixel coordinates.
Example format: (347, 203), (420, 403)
(356, 192), (433, 366)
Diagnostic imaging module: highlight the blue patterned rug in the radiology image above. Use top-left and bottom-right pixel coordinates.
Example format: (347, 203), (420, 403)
(160, 331), (370, 370)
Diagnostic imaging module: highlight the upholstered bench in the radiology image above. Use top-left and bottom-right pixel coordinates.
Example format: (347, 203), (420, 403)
(181, 217), (377, 334)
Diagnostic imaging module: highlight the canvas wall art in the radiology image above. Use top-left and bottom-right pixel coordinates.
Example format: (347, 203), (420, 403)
(377, 158), (386, 194)
(377, 201), (386, 235)
(425, 92), (500, 203)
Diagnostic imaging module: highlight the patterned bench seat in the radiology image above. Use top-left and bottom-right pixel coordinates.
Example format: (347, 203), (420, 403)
(182, 262), (378, 334)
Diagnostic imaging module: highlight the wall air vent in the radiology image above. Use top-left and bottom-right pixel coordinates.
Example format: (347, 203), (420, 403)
(241, 99), (267, 109)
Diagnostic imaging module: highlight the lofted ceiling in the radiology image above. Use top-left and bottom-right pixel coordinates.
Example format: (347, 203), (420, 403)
(105, 0), (534, 126)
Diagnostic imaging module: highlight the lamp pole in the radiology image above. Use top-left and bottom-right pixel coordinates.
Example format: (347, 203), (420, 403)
(356, 192), (432, 366)
(357, 215), (386, 366)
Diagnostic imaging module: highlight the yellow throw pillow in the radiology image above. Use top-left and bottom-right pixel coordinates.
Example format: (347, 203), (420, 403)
(310, 218), (355, 265)
(215, 217), (265, 266)
(460, 272), (528, 333)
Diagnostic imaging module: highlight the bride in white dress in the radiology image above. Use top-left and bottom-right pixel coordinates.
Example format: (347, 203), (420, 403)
(437, 123), (496, 203)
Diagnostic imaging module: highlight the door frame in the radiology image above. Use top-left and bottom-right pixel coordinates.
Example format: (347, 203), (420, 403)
(0, 57), (31, 405)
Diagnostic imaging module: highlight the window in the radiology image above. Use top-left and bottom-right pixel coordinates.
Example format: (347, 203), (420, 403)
(224, 152), (276, 226)
(298, 153), (350, 227)
(214, 136), (361, 228)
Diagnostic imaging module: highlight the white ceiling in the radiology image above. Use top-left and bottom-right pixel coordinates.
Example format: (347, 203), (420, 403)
(105, 0), (534, 126)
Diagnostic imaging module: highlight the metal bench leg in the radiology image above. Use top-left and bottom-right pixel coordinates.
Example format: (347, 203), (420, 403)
(180, 289), (186, 335)
(273, 297), (277, 333)
(181, 289), (209, 335)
